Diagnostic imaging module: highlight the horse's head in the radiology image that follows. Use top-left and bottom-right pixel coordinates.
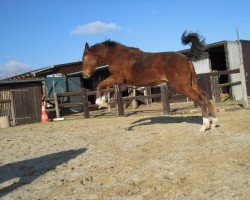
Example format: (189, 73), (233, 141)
(82, 42), (99, 79)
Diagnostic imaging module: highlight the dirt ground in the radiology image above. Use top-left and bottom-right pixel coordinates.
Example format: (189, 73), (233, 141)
(0, 101), (250, 200)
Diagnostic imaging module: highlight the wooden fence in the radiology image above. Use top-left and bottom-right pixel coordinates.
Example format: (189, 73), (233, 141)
(197, 69), (242, 103)
(50, 84), (170, 119)
(49, 68), (247, 119)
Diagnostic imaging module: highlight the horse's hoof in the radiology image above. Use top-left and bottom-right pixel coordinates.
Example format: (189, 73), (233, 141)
(98, 102), (109, 109)
(200, 117), (210, 132)
(95, 97), (103, 105)
(199, 127), (205, 132)
(96, 98), (109, 109)
(211, 118), (219, 129)
(199, 125), (210, 132)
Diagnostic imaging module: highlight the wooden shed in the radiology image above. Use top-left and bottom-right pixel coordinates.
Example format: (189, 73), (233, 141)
(0, 79), (43, 126)
(0, 62), (110, 119)
(181, 40), (250, 100)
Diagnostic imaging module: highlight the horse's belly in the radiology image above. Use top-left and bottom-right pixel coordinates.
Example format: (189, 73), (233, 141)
(126, 71), (166, 86)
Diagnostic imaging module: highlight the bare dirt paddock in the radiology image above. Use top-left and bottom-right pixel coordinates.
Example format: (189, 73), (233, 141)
(0, 101), (250, 200)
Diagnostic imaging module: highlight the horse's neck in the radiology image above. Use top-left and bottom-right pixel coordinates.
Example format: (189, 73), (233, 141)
(105, 46), (137, 62)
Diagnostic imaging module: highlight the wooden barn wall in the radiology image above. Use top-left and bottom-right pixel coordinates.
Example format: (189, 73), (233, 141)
(0, 87), (12, 118)
(226, 41), (243, 100)
(242, 41), (250, 96)
(0, 82), (42, 126)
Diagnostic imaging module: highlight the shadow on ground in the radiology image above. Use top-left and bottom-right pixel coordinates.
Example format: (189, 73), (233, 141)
(0, 148), (87, 198)
(127, 115), (202, 131)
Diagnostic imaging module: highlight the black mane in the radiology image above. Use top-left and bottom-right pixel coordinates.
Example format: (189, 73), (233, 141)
(90, 40), (139, 51)
(90, 40), (120, 50)
(102, 40), (120, 47)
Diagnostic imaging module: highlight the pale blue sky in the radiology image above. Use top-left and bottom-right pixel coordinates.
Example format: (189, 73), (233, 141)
(0, 0), (250, 78)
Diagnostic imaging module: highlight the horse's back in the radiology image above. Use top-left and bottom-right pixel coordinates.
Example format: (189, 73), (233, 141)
(122, 51), (191, 86)
(137, 51), (191, 73)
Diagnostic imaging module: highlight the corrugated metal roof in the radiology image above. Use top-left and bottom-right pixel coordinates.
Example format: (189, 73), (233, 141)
(0, 78), (44, 85)
(0, 61), (82, 82)
(179, 40), (227, 54)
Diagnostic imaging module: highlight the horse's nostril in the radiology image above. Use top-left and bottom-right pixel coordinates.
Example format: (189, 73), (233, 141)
(82, 73), (90, 79)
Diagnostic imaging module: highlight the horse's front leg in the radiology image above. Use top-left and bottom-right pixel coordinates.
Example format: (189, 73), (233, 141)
(95, 85), (110, 109)
(95, 75), (124, 108)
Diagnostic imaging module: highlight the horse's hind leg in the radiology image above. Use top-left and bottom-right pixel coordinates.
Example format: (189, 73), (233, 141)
(193, 85), (218, 129)
(179, 86), (211, 132)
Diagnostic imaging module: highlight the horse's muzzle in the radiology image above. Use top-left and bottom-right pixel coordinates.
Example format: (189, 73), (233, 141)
(82, 72), (90, 79)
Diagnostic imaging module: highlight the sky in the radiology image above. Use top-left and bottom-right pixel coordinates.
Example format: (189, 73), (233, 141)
(0, 0), (250, 79)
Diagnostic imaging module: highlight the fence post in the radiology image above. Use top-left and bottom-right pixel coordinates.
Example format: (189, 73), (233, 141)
(131, 86), (138, 109)
(81, 88), (90, 118)
(160, 83), (170, 114)
(115, 84), (124, 116)
(53, 80), (60, 118)
(53, 92), (60, 118)
(144, 86), (152, 106)
(10, 90), (16, 126)
(211, 73), (221, 103)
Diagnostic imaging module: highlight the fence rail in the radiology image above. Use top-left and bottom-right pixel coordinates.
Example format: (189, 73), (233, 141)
(0, 99), (11, 103)
(197, 68), (243, 103)
(197, 69), (240, 77)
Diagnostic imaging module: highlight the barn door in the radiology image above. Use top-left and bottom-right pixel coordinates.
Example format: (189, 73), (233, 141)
(12, 86), (42, 125)
(12, 89), (31, 125)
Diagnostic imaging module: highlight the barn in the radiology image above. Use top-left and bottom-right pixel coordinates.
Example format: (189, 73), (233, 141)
(181, 40), (250, 99)
(0, 79), (43, 126)
(0, 62), (109, 125)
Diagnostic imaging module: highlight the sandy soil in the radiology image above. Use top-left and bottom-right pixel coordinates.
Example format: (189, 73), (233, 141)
(0, 101), (250, 200)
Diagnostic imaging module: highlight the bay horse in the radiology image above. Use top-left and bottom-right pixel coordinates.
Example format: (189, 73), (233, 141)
(82, 31), (218, 132)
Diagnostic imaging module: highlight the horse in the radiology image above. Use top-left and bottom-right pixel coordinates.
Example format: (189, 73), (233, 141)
(81, 31), (218, 132)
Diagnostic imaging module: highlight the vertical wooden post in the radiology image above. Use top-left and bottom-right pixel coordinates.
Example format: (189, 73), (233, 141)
(211, 74), (221, 103)
(107, 91), (111, 112)
(131, 86), (138, 109)
(53, 80), (60, 118)
(193, 76), (198, 108)
(81, 88), (90, 118)
(160, 83), (170, 114)
(10, 90), (16, 126)
(144, 86), (152, 106)
(236, 31), (249, 108)
(54, 93), (60, 118)
(115, 84), (124, 116)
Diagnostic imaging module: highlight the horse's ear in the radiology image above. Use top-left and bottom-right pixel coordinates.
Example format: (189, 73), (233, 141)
(85, 42), (89, 51)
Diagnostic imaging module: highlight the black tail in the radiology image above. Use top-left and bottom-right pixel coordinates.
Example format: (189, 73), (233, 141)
(181, 31), (206, 61)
